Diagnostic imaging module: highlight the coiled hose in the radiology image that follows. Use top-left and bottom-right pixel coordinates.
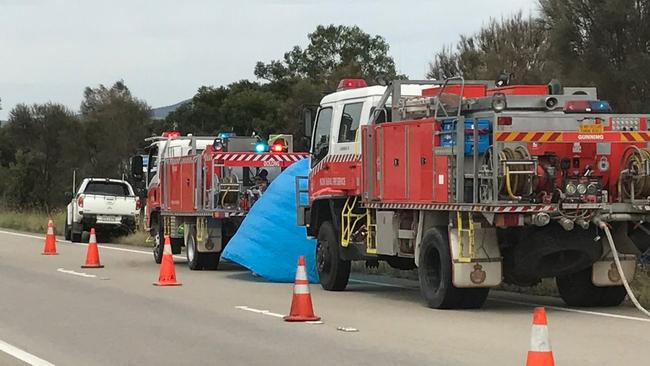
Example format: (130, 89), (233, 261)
(595, 219), (650, 318)
(498, 146), (531, 200)
(620, 147), (650, 199)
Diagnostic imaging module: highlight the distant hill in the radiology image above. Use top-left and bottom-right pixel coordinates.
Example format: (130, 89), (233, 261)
(0, 120), (7, 127)
(151, 99), (191, 120)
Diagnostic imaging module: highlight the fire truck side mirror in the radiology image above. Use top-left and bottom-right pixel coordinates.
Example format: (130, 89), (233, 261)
(130, 155), (144, 181)
(303, 108), (313, 138)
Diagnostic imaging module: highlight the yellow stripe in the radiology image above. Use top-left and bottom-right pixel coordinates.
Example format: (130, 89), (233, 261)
(539, 132), (553, 142)
(632, 132), (645, 142)
(523, 132), (536, 141)
(505, 133), (518, 142)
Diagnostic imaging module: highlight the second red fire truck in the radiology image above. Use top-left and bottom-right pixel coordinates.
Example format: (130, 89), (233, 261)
(132, 132), (307, 270)
(297, 77), (650, 309)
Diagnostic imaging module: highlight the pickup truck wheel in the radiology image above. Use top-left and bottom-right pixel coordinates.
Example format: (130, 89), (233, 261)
(64, 217), (71, 241)
(316, 221), (350, 291)
(418, 227), (488, 309)
(152, 224), (163, 264)
(556, 267), (627, 307)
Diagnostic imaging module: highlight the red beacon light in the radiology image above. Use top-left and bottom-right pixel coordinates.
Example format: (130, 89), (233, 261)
(271, 139), (287, 153)
(161, 131), (181, 138)
(337, 79), (368, 91)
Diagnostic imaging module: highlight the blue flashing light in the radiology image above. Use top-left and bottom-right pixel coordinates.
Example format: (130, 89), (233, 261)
(217, 132), (237, 139)
(255, 142), (269, 153)
(589, 100), (612, 112)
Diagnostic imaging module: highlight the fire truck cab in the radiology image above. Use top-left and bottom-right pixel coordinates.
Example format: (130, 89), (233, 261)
(299, 78), (649, 309)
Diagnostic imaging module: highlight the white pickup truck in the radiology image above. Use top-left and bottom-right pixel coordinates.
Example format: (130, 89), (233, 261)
(65, 178), (140, 242)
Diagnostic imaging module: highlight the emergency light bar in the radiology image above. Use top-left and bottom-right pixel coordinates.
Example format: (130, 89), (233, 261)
(337, 79), (367, 91)
(564, 100), (612, 114)
(161, 131), (181, 138)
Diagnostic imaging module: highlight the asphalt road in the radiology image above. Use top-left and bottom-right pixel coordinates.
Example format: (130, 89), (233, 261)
(0, 230), (648, 366)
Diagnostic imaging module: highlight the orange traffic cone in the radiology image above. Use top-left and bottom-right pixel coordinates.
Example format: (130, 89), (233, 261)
(81, 228), (104, 268)
(41, 218), (58, 255)
(284, 256), (320, 322)
(153, 235), (181, 286)
(526, 307), (555, 366)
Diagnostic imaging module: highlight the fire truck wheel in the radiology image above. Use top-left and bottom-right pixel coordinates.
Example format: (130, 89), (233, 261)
(556, 267), (627, 307)
(418, 227), (488, 309)
(186, 228), (220, 271)
(186, 229), (201, 270)
(152, 223), (163, 264)
(317, 221), (350, 291)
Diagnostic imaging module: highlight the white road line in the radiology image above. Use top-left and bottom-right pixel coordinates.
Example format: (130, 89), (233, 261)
(350, 278), (650, 323)
(495, 298), (650, 323)
(0, 230), (185, 260)
(56, 268), (96, 278)
(0, 339), (55, 366)
(235, 306), (285, 318)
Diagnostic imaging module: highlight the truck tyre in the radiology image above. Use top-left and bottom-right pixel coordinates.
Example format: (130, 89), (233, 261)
(171, 238), (183, 255)
(418, 227), (489, 309)
(81, 230), (90, 243)
(556, 267), (627, 307)
(186, 227), (220, 271)
(152, 222), (163, 264)
(316, 221), (350, 291)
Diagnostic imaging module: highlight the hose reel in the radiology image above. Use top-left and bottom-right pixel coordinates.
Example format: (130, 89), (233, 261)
(482, 145), (535, 201)
(619, 147), (650, 200)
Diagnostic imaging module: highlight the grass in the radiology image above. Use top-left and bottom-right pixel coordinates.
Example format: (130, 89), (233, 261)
(0, 210), (65, 235)
(113, 230), (152, 247)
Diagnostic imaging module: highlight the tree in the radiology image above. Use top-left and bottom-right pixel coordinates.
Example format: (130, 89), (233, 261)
(81, 81), (152, 178)
(220, 81), (282, 137)
(539, 0), (650, 112)
(1, 103), (85, 209)
(255, 24), (404, 89)
(164, 86), (229, 135)
(428, 13), (552, 84)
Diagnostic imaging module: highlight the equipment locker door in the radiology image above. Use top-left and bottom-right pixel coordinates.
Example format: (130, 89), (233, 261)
(380, 124), (407, 201)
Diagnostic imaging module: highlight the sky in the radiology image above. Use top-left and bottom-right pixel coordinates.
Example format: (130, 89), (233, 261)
(0, 0), (538, 120)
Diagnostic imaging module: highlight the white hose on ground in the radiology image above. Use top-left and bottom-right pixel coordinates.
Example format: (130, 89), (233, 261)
(596, 220), (650, 318)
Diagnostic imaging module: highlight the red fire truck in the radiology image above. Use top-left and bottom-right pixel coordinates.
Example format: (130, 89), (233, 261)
(132, 131), (307, 270)
(297, 78), (650, 309)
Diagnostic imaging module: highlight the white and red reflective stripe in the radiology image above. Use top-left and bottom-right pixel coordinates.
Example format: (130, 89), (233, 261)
(89, 233), (97, 243)
(47, 225), (54, 235)
(309, 154), (361, 178)
(364, 202), (556, 213)
(529, 325), (552, 352)
(163, 243), (172, 255)
(214, 153), (307, 163)
(295, 265), (308, 281)
(293, 284), (310, 295)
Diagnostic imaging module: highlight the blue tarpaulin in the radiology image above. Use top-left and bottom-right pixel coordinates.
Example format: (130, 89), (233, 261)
(221, 159), (319, 283)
